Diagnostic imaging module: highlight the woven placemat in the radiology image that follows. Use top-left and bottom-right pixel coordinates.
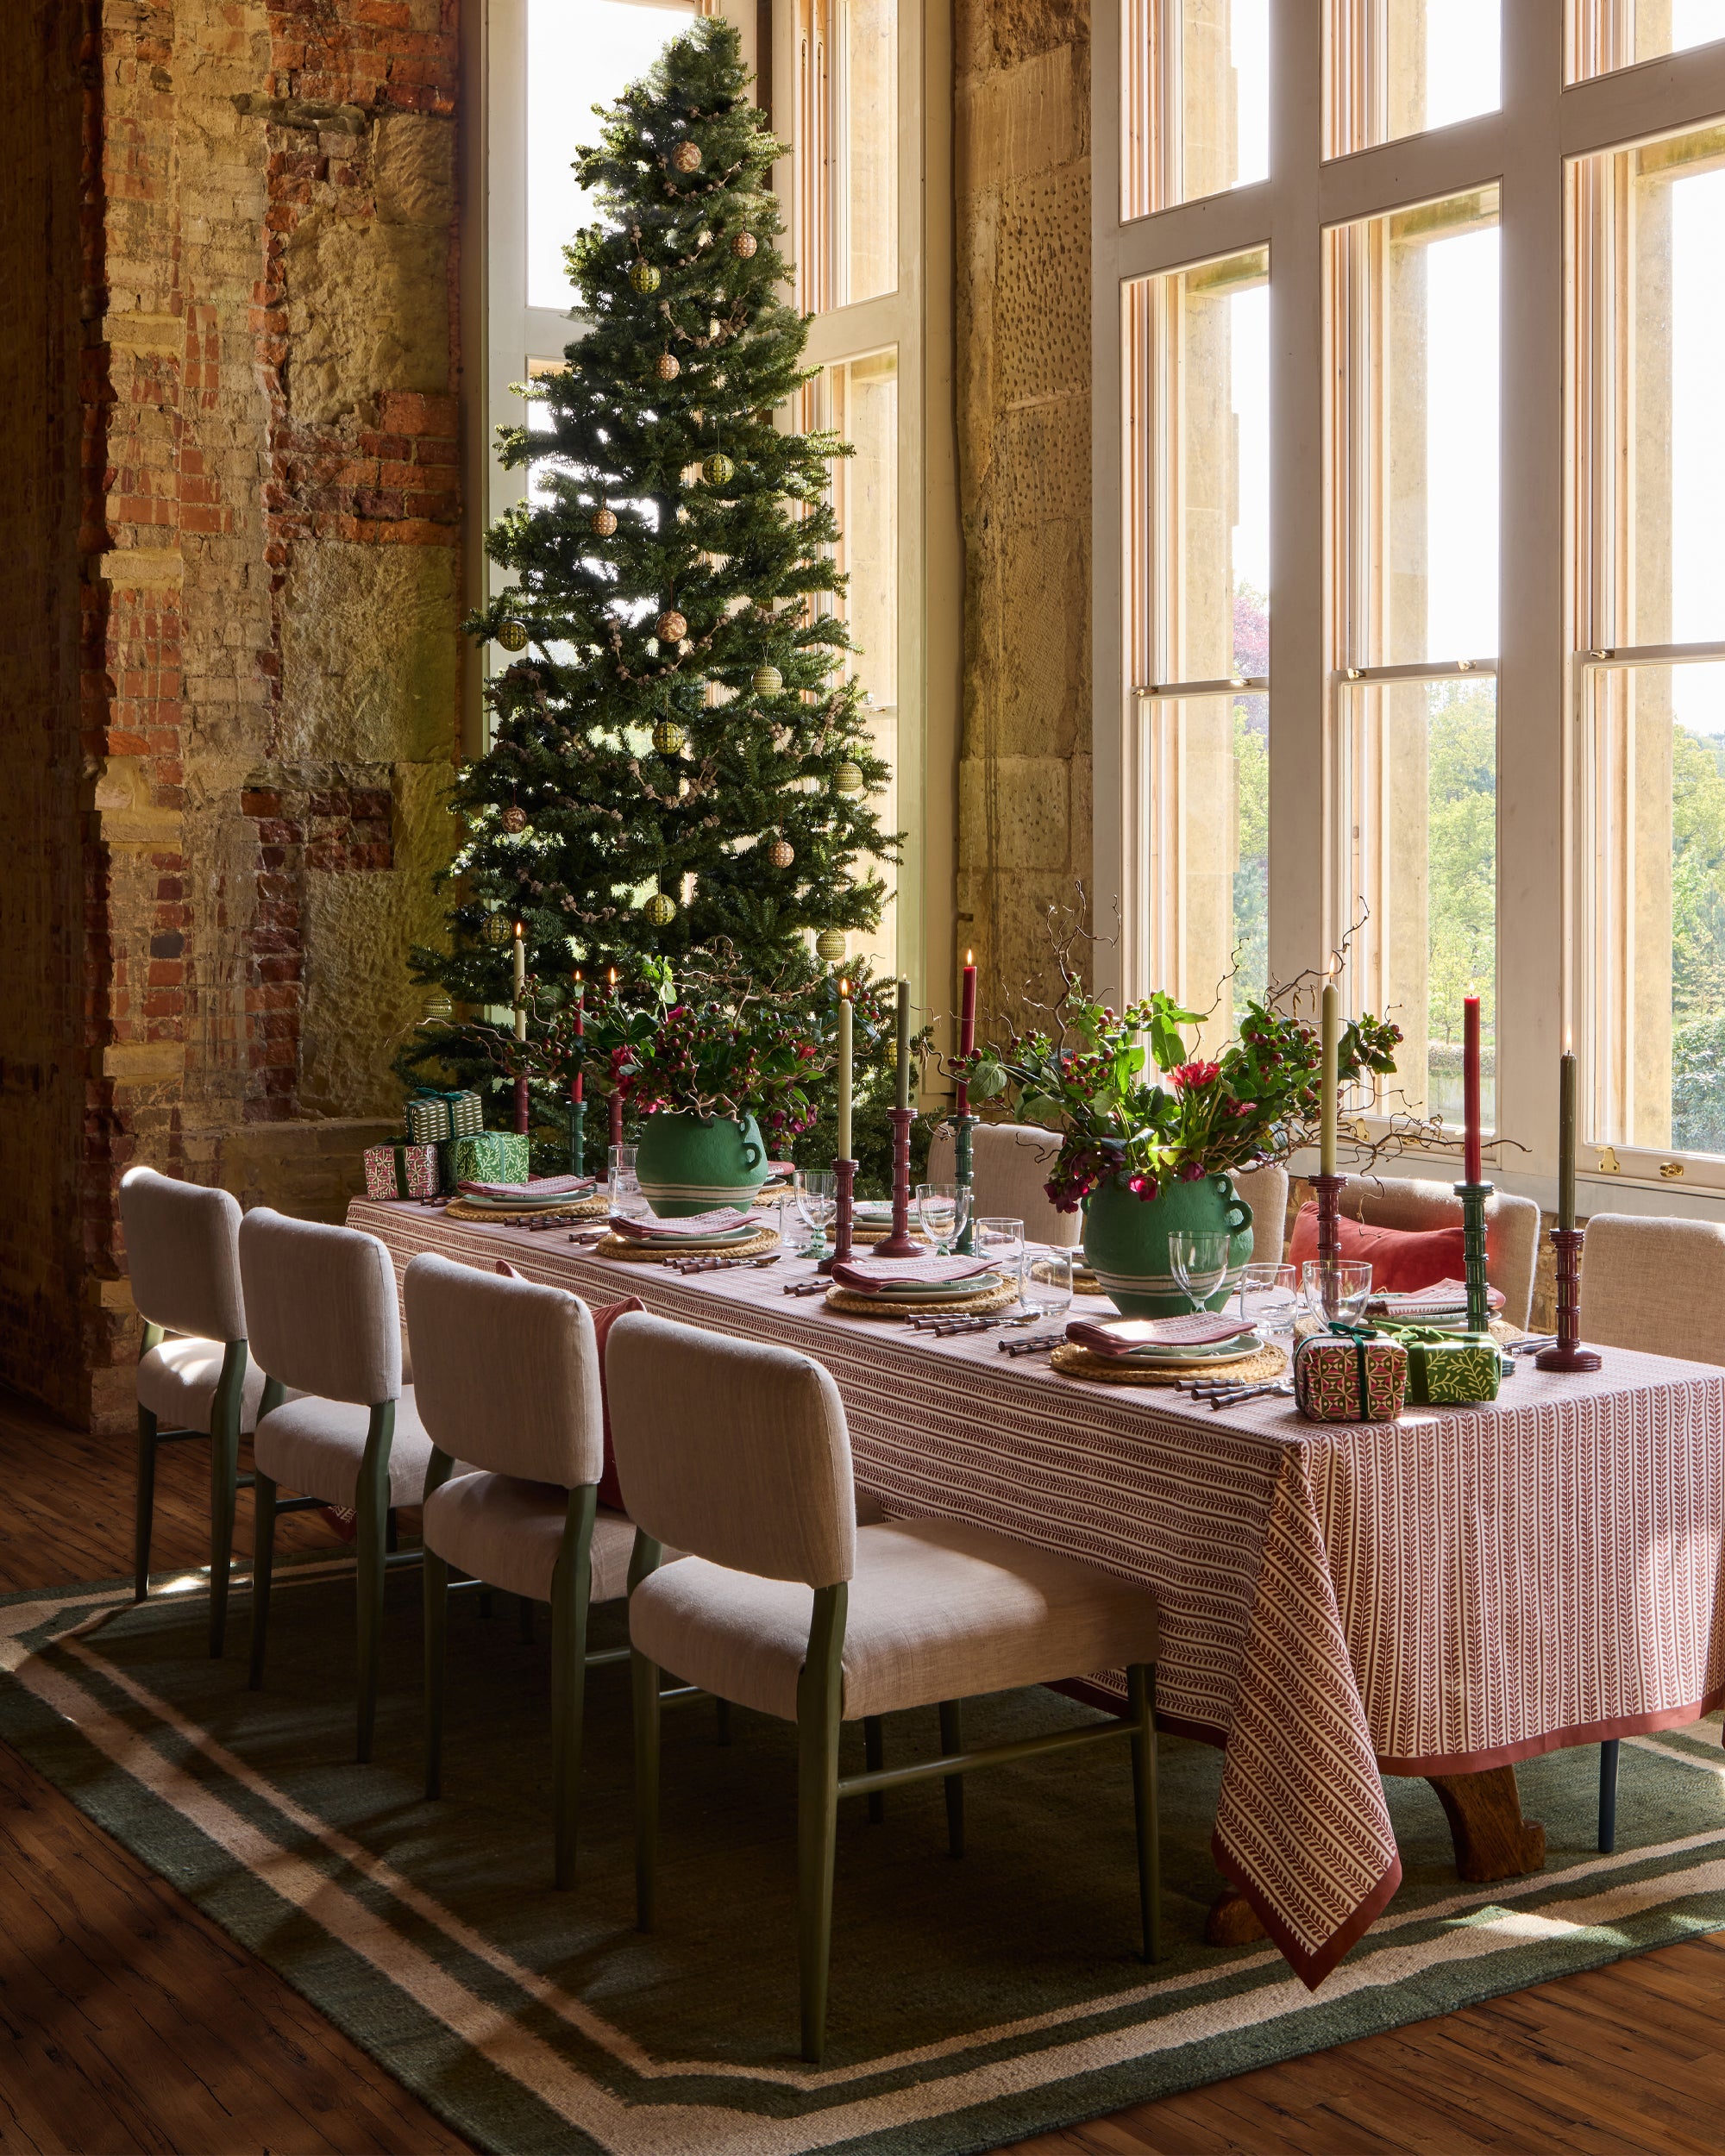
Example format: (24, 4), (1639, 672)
(1049, 1339), (1288, 1387)
(851, 1221), (929, 1245)
(596, 1225), (780, 1263)
(825, 1278), (1020, 1319)
(443, 1194), (607, 1224)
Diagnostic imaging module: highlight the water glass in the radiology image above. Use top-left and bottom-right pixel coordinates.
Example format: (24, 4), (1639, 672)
(796, 1169), (837, 1258)
(975, 1216), (1026, 1298)
(916, 1181), (969, 1255)
(1169, 1229), (1233, 1314)
(609, 1169), (650, 1223)
(608, 1144), (637, 1180)
(1301, 1259), (1373, 1326)
(1023, 1244), (1074, 1318)
(1238, 1260), (1298, 1336)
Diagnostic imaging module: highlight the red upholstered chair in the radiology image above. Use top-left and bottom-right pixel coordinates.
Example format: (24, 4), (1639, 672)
(1288, 1175), (1541, 1327)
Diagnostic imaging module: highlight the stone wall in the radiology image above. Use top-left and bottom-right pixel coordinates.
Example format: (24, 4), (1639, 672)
(953, 0), (1092, 1015)
(1, 0), (463, 1431)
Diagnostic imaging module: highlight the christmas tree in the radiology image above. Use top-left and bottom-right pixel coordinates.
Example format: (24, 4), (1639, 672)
(401, 16), (896, 1112)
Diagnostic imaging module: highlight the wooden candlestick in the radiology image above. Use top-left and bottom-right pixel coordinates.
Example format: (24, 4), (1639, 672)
(1536, 1226), (1601, 1371)
(953, 1112), (978, 1256)
(874, 1106), (921, 1257)
(513, 1075), (530, 1137)
(1308, 1172), (1346, 1263)
(1454, 1180), (1493, 1337)
(818, 1158), (857, 1275)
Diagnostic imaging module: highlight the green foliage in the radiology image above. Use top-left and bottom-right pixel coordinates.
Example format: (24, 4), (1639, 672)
(1425, 685), (1497, 1053)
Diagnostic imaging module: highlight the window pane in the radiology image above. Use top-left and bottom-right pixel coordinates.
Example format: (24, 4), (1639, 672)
(1339, 678), (1498, 1127)
(799, 0), (898, 310)
(1330, 188), (1500, 667)
(1329, 0), (1500, 157)
(527, 0), (698, 313)
(1122, 0), (1269, 220)
(1570, 0), (1725, 80)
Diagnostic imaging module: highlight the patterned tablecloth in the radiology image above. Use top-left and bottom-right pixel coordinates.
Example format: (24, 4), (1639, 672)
(349, 1200), (1725, 1988)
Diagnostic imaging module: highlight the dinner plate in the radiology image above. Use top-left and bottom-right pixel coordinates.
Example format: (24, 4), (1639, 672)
(1113, 1330), (1262, 1364)
(845, 1270), (1006, 1302)
(612, 1221), (761, 1249)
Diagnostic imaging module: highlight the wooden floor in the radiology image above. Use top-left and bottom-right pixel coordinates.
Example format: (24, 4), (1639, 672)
(3, 1393), (1725, 2155)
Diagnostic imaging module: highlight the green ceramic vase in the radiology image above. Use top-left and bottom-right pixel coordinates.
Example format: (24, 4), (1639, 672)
(1082, 1171), (1254, 1319)
(635, 1112), (769, 1218)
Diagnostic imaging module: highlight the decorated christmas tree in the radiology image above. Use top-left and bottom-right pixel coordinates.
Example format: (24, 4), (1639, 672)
(401, 16), (896, 1122)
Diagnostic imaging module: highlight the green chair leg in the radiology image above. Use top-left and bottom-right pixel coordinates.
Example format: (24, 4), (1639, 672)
(797, 1583), (847, 2065)
(423, 1545), (448, 1799)
(134, 1407), (158, 1604)
(353, 1405), (393, 1764)
(550, 1487), (596, 1890)
(1127, 1663), (1161, 1962)
(863, 1714), (885, 1823)
(206, 1342), (248, 1660)
(938, 1700), (965, 1857)
(248, 1473), (278, 1690)
(631, 1645), (662, 1929)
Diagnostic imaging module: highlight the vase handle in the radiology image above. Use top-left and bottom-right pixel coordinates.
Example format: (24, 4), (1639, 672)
(741, 1134), (763, 1171)
(1214, 1174), (1253, 1238)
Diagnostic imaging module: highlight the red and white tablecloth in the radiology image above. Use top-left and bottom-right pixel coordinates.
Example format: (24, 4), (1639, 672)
(350, 1200), (1725, 1988)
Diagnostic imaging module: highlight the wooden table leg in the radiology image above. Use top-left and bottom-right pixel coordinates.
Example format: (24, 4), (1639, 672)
(1425, 1764), (1546, 1881)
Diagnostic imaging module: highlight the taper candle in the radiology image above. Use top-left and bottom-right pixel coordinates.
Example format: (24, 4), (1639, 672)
(957, 949), (977, 1115)
(513, 921), (527, 1043)
(837, 981), (853, 1161)
(1559, 1037), (1577, 1232)
(895, 977), (912, 1112)
(1319, 973), (1339, 1179)
(572, 972), (584, 1105)
(1463, 994), (1482, 1185)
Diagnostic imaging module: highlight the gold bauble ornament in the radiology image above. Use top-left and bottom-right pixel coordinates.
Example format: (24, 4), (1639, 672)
(834, 761), (865, 795)
(643, 892), (677, 926)
(765, 837), (794, 868)
(815, 928), (846, 962)
(752, 663), (783, 694)
(651, 718), (686, 755)
(501, 805), (527, 833)
(670, 140), (702, 172)
(702, 452), (735, 486)
(496, 618), (530, 652)
(656, 610), (687, 644)
(655, 351), (681, 381)
(590, 505), (618, 537)
(629, 260), (661, 293)
(732, 229), (758, 260)
(482, 911), (512, 949)
(423, 988), (455, 1023)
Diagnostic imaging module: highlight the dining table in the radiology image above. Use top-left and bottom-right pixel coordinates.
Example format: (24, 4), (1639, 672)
(348, 1196), (1725, 1990)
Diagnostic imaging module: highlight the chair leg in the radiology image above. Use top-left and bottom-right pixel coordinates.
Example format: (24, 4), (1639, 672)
(631, 1646), (662, 1929)
(938, 1701), (965, 1858)
(134, 1408), (158, 1604)
(1599, 1738), (1621, 1855)
(518, 1594), (536, 1646)
(1127, 1663), (1162, 1962)
(423, 1545), (448, 1800)
(354, 1451), (389, 1765)
(863, 1714), (885, 1823)
(550, 1487), (595, 1891)
(208, 1414), (241, 1659)
(715, 1696), (731, 1746)
(248, 1474), (277, 1690)
(797, 1583), (846, 2066)
(386, 1507), (399, 1555)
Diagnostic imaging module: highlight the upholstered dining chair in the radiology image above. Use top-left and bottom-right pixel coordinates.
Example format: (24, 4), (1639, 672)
(925, 1121), (1079, 1246)
(121, 1166), (270, 1658)
(1231, 1162), (1290, 1265)
(405, 1253), (641, 1889)
(607, 1312), (1162, 2065)
(239, 1208), (445, 1762)
(1300, 1175), (1542, 1329)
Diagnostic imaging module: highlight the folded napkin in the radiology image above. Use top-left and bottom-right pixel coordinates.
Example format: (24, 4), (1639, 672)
(1064, 1313), (1251, 1358)
(829, 1253), (1000, 1294)
(608, 1207), (757, 1241)
(1366, 1277), (1504, 1318)
(457, 1174), (596, 1200)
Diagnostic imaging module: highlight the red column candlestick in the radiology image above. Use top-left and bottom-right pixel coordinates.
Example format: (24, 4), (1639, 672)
(513, 1075), (530, 1135)
(610, 1088), (624, 1150)
(1536, 1226), (1602, 1372)
(874, 1106), (922, 1258)
(818, 1158), (857, 1275)
(957, 950), (977, 1114)
(1463, 994), (1483, 1185)
(1308, 1172), (1346, 1263)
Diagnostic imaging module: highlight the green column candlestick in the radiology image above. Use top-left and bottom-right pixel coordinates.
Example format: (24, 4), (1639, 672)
(953, 1112), (978, 1256)
(1454, 1180), (1494, 1336)
(569, 1099), (587, 1178)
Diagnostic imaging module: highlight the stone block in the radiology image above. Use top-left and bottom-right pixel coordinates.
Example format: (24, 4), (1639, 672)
(959, 43), (1079, 194)
(284, 206), (451, 427)
(373, 114), (455, 226)
(279, 541), (458, 763)
(960, 754), (1071, 872)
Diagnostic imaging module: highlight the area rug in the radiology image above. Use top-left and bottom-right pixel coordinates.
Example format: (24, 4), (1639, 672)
(4, 1562), (1725, 2156)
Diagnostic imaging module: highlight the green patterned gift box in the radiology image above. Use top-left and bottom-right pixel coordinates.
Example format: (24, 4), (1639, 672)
(442, 1131), (530, 1187)
(405, 1088), (485, 1146)
(1379, 1325), (1503, 1407)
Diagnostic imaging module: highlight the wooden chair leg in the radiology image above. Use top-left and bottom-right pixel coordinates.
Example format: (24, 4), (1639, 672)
(248, 1474), (277, 1690)
(714, 1695), (732, 1746)
(1128, 1663), (1162, 1961)
(550, 1487), (596, 1891)
(631, 1645), (662, 1930)
(1599, 1738), (1621, 1854)
(797, 1584), (846, 2065)
(208, 1414), (241, 1660)
(354, 1420), (392, 1765)
(518, 1594), (536, 1646)
(134, 1407), (158, 1604)
(423, 1545), (448, 1800)
(938, 1701), (965, 1857)
(863, 1714), (885, 1823)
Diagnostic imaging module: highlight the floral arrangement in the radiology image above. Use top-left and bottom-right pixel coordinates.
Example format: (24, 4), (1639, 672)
(958, 981), (1402, 1213)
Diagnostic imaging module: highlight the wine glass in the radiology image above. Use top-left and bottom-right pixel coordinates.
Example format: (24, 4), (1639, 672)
(1023, 1244), (1075, 1319)
(1301, 1260), (1373, 1326)
(796, 1169), (837, 1259)
(1239, 1260), (1298, 1336)
(975, 1216), (1025, 1299)
(916, 1181), (969, 1256)
(1168, 1230), (1233, 1315)
(777, 1186), (815, 1257)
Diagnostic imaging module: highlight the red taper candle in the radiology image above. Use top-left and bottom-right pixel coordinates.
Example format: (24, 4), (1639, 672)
(957, 949), (977, 1115)
(571, 973), (584, 1106)
(1463, 994), (1482, 1184)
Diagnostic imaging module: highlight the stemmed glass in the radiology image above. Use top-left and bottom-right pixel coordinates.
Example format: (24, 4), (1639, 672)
(916, 1181), (969, 1256)
(1301, 1260), (1373, 1326)
(975, 1216), (1026, 1299)
(1168, 1230), (1233, 1315)
(1238, 1260), (1298, 1337)
(796, 1170), (837, 1259)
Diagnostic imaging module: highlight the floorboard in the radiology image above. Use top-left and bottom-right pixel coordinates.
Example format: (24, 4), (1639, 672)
(4, 1385), (1725, 2154)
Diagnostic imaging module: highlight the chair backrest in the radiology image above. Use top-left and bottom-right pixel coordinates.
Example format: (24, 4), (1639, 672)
(1580, 1213), (1725, 1364)
(1343, 1175), (1541, 1330)
(119, 1167), (246, 1342)
(1232, 1162), (1289, 1264)
(404, 1254), (602, 1485)
(237, 1208), (401, 1406)
(925, 1122), (1080, 1246)
(605, 1311), (856, 1586)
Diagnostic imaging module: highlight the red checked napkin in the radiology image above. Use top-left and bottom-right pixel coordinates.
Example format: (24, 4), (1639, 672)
(1064, 1313), (1251, 1357)
(608, 1207), (757, 1241)
(830, 1253), (1000, 1294)
(457, 1174), (596, 1200)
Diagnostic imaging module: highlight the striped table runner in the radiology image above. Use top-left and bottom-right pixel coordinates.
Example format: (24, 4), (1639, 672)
(351, 1200), (1725, 1988)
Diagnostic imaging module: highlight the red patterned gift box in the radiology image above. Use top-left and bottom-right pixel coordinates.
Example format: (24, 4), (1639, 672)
(363, 1143), (440, 1201)
(1292, 1329), (1408, 1423)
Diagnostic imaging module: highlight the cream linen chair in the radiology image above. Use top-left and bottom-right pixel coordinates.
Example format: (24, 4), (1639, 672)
(609, 1312), (1162, 2065)
(240, 1208), (443, 1761)
(121, 1166), (271, 1658)
(406, 1253), (639, 1889)
(1231, 1162), (1289, 1264)
(925, 1121), (1080, 1247)
(1329, 1175), (1542, 1328)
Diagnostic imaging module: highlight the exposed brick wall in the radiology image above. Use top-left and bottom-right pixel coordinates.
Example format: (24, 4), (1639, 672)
(2, 0), (464, 1432)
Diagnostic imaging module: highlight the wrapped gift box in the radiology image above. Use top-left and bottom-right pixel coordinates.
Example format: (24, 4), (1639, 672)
(442, 1131), (530, 1188)
(363, 1143), (440, 1201)
(405, 1089), (485, 1146)
(1293, 1331), (1408, 1424)
(1386, 1327), (1503, 1407)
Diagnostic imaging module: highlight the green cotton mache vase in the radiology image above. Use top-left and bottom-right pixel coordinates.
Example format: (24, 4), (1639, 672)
(1082, 1172), (1254, 1319)
(635, 1112), (769, 1218)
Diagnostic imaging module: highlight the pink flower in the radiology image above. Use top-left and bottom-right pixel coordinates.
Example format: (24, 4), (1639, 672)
(1169, 1060), (1221, 1091)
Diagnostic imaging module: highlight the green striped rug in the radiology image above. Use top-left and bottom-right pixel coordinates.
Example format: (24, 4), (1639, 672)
(3, 1561), (1725, 2156)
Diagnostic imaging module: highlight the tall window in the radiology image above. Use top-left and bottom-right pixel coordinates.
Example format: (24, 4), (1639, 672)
(1327, 1), (1502, 156)
(1122, 0), (1270, 219)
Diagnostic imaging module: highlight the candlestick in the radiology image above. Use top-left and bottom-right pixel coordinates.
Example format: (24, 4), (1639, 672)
(957, 949), (977, 1116)
(1535, 1225), (1601, 1372)
(837, 981), (853, 1163)
(514, 1075), (530, 1137)
(1308, 1172), (1346, 1263)
(610, 1087), (624, 1150)
(513, 922), (527, 1044)
(894, 976), (912, 1112)
(953, 1111), (979, 1256)
(874, 1106), (921, 1257)
(1320, 975), (1339, 1178)
(1463, 994), (1482, 1186)
(818, 1158), (857, 1275)
(1558, 1042), (1577, 1232)
(1454, 1179), (1493, 1336)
